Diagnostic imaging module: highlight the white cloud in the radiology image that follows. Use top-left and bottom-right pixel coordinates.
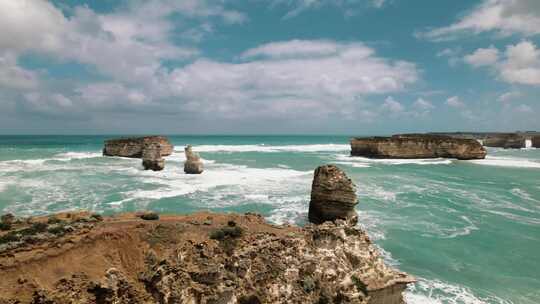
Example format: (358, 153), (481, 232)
(499, 41), (540, 85)
(463, 41), (540, 86)
(413, 98), (435, 110)
(273, 0), (392, 18)
(420, 0), (540, 40)
(0, 0), (65, 52)
(168, 41), (418, 118)
(241, 40), (348, 59)
(464, 46), (499, 67)
(497, 91), (521, 102)
(381, 96), (404, 113)
(446, 96), (465, 108)
(0, 52), (38, 89)
(515, 104), (533, 113)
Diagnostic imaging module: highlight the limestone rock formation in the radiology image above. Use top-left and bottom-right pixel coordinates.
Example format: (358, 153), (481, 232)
(103, 136), (173, 158)
(533, 136), (540, 148)
(142, 143), (165, 171)
(184, 145), (203, 174)
(309, 165), (358, 225)
(0, 212), (415, 304)
(483, 133), (525, 149)
(350, 134), (486, 160)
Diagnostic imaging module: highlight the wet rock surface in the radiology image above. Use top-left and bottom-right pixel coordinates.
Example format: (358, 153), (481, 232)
(0, 212), (414, 303)
(184, 145), (204, 174)
(308, 165), (358, 225)
(103, 136), (173, 158)
(351, 134), (486, 160)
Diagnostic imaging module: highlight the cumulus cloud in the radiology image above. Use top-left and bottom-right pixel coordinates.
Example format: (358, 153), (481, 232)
(420, 0), (540, 40)
(464, 41), (540, 86)
(464, 46), (499, 67)
(497, 91), (521, 102)
(0, 1), (419, 125)
(0, 52), (38, 89)
(168, 41), (418, 118)
(446, 96), (465, 108)
(413, 98), (435, 110)
(380, 96), (404, 113)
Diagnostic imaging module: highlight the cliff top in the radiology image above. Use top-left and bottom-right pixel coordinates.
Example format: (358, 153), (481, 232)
(0, 211), (414, 303)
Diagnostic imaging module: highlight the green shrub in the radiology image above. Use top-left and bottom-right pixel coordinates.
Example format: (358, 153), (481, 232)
(47, 217), (64, 225)
(0, 222), (12, 231)
(351, 275), (368, 295)
(209, 226), (243, 240)
(90, 214), (103, 222)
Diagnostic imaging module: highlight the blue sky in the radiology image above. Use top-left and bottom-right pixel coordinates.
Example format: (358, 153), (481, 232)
(0, 0), (539, 134)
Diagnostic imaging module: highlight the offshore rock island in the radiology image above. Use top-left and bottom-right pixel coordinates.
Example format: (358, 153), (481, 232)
(350, 134), (486, 160)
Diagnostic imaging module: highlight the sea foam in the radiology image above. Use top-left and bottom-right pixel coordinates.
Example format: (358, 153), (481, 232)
(468, 156), (540, 169)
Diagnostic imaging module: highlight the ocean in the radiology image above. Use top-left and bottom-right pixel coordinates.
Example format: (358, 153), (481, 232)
(0, 135), (539, 303)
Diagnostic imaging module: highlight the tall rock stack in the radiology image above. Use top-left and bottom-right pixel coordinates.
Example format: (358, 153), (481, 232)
(308, 164), (358, 225)
(184, 145), (203, 174)
(142, 143), (165, 171)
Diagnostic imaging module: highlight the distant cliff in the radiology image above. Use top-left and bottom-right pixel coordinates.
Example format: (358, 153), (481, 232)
(350, 134), (486, 160)
(103, 136), (173, 158)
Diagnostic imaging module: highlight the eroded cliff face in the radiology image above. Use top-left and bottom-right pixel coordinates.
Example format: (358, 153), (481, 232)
(533, 136), (540, 148)
(103, 136), (173, 158)
(0, 212), (414, 304)
(483, 134), (525, 149)
(350, 134), (486, 160)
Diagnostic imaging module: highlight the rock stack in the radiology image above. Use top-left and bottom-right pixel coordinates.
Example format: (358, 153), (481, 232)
(308, 164), (358, 225)
(184, 145), (203, 174)
(142, 143), (165, 171)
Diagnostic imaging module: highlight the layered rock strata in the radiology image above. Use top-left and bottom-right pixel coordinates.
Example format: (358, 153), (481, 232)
(483, 133), (526, 149)
(532, 136), (540, 148)
(103, 136), (173, 158)
(308, 165), (358, 225)
(0, 212), (414, 304)
(350, 134), (486, 160)
(142, 143), (165, 171)
(184, 145), (204, 174)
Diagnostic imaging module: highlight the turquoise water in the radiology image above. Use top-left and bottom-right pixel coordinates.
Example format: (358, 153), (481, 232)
(1, 135), (539, 303)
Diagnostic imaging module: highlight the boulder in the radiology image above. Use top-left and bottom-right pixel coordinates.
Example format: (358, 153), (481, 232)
(308, 165), (358, 225)
(142, 143), (165, 171)
(350, 134), (486, 160)
(103, 136), (173, 158)
(184, 145), (203, 174)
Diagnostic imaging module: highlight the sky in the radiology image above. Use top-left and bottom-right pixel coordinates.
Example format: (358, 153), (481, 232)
(0, 0), (539, 135)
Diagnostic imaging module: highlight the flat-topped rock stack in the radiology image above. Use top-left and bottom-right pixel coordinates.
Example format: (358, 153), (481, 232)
(184, 145), (203, 174)
(103, 136), (173, 158)
(350, 134), (486, 160)
(308, 164), (358, 225)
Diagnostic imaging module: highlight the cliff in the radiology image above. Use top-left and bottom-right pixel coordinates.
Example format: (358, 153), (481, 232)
(533, 136), (540, 148)
(103, 136), (173, 158)
(0, 212), (414, 304)
(483, 133), (525, 149)
(350, 134), (486, 160)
